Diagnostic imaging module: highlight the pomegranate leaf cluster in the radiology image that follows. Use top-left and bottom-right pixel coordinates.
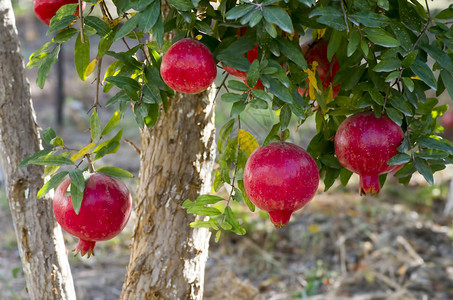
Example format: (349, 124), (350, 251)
(25, 0), (453, 235)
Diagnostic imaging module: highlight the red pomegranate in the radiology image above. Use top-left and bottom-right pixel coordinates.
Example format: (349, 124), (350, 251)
(299, 39), (340, 98)
(160, 38), (217, 94)
(53, 173), (132, 257)
(334, 111), (404, 196)
(33, 0), (83, 25)
(243, 142), (319, 228)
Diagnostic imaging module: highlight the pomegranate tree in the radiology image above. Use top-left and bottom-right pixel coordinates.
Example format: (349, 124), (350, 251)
(243, 142), (319, 228)
(53, 173), (132, 257)
(160, 38), (217, 94)
(299, 39), (340, 98)
(33, 0), (82, 25)
(334, 111), (404, 196)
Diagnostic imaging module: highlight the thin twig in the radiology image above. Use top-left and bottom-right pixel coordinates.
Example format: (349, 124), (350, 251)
(124, 138), (141, 155)
(222, 115), (241, 223)
(78, 0), (85, 43)
(85, 154), (95, 173)
(94, 57), (103, 111)
(340, 0), (350, 33)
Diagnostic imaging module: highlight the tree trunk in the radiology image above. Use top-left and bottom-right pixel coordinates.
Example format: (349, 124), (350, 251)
(120, 87), (216, 299)
(0, 2), (76, 299)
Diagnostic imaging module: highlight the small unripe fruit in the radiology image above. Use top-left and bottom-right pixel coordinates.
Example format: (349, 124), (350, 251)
(160, 38), (217, 94)
(334, 111), (404, 196)
(53, 173), (132, 257)
(243, 142), (319, 228)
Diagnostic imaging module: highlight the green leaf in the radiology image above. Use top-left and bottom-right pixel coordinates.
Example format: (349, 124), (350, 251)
(166, 0), (193, 11)
(218, 119), (235, 151)
(69, 169), (85, 192)
(42, 128), (57, 145)
(265, 77), (293, 104)
(373, 58), (401, 72)
(70, 182), (84, 215)
(388, 95), (413, 116)
(50, 137), (64, 147)
(369, 89), (385, 105)
(221, 93), (244, 103)
(417, 137), (453, 155)
(224, 206), (246, 235)
(387, 153), (411, 165)
(385, 107), (403, 126)
(309, 7), (346, 31)
(101, 110), (121, 136)
(350, 11), (389, 28)
(252, 89), (272, 102)
(183, 195), (225, 208)
(415, 149), (449, 160)
(279, 104), (291, 130)
(84, 16), (111, 36)
(114, 14), (140, 41)
(347, 30), (360, 57)
(52, 28), (78, 43)
(264, 20), (277, 38)
(105, 76), (141, 100)
(377, 0), (389, 10)
(414, 158), (433, 185)
(435, 7), (453, 19)
(29, 154), (74, 166)
(277, 37), (307, 69)
(401, 50), (419, 68)
(401, 77), (414, 92)
(37, 45), (60, 89)
(363, 28), (400, 47)
(247, 60), (260, 88)
(187, 206), (222, 217)
(213, 230), (220, 242)
(37, 171), (69, 198)
(340, 168), (353, 186)
(189, 220), (219, 229)
(263, 6), (293, 34)
(327, 30), (342, 62)
(231, 101), (247, 118)
(47, 15), (76, 35)
(90, 110), (101, 142)
(74, 33), (90, 81)
(96, 166), (134, 178)
(228, 80), (249, 92)
(226, 5), (254, 20)
(410, 60), (437, 90)
(263, 123), (280, 147)
(139, 1), (160, 32)
(440, 70), (453, 101)
(238, 180), (254, 212)
(19, 148), (53, 168)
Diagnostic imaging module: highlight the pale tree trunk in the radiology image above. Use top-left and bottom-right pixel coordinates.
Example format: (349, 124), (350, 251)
(120, 87), (216, 299)
(0, 2), (76, 299)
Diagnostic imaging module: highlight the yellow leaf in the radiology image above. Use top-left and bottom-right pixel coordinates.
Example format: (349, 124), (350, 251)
(317, 28), (326, 40)
(71, 143), (96, 162)
(238, 129), (259, 156)
(84, 59), (97, 78)
(308, 224), (320, 233)
(411, 76), (421, 81)
(304, 63), (320, 101)
(195, 35), (203, 40)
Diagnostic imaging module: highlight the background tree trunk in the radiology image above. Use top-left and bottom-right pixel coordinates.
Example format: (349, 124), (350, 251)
(120, 88), (216, 299)
(0, 1), (76, 299)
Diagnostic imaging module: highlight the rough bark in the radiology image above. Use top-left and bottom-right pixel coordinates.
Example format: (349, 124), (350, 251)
(120, 87), (216, 299)
(0, 2), (76, 299)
